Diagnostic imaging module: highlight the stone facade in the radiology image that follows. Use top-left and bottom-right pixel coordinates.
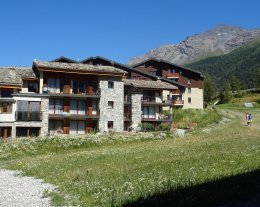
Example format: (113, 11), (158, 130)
(40, 97), (49, 136)
(130, 88), (142, 127)
(98, 76), (124, 132)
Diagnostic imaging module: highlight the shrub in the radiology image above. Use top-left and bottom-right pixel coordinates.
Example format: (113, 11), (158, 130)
(139, 123), (155, 132)
(233, 91), (244, 98)
(159, 123), (171, 131)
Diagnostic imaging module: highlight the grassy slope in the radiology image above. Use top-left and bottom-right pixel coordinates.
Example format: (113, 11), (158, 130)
(0, 111), (260, 206)
(187, 38), (260, 88)
(217, 92), (260, 110)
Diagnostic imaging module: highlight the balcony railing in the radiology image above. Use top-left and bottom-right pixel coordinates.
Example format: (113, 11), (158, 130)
(49, 110), (100, 117)
(173, 100), (184, 105)
(142, 114), (173, 121)
(166, 72), (180, 79)
(142, 96), (172, 105)
(16, 111), (42, 121)
(44, 87), (100, 96)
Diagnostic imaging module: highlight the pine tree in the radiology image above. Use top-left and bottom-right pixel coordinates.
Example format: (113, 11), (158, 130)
(230, 76), (241, 92)
(203, 73), (216, 102)
(219, 83), (232, 103)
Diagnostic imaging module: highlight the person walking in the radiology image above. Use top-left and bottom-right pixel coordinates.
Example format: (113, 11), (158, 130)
(246, 113), (249, 126)
(248, 114), (253, 126)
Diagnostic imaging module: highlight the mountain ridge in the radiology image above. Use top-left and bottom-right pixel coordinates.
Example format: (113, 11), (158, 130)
(128, 25), (260, 66)
(186, 37), (260, 89)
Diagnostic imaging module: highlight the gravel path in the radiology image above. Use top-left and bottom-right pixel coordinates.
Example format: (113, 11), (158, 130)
(0, 169), (55, 207)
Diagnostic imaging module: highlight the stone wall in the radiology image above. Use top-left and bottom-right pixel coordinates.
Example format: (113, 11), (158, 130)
(40, 97), (49, 136)
(98, 76), (124, 132)
(131, 88), (142, 127)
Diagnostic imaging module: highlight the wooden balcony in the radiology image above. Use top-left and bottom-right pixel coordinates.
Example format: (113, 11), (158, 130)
(142, 114), (173, 122)
(142, 96), (173, 106)
(49, 111), (100, 120)
(173, 100), (184, 105)
(171, 89), (181, 95)
(45, 87), (100, 99)
(166, 73), (180, 79)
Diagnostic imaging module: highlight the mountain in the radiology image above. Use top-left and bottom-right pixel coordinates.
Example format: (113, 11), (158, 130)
(128, 25), (260, 66)
(187, 38), (260, 89)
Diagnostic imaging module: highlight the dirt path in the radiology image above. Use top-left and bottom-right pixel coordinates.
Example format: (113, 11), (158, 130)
(221, 109), (260, 131)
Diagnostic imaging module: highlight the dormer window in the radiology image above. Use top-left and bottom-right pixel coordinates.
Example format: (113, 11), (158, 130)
(28, 82), (38, 93)
(168, 69), (175, 73)
(108, 81), (114, 88)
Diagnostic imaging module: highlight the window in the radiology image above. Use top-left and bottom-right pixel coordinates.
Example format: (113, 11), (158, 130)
(70, 121), (85, 135)
(17, 101), (41, 121)
(188, 97), (192, 103)
(71, 80), (86, 94)
(142, 106), (155, 119)
(70, 99), (85, 115)
(187, 79), (191, 84)
(49, 120), (63, 135)
(16, 127), (40, 137)
(28, 82), (38, 93)
(49, 99), (63, 114)
(108, 81), (114, 89)
(47, 78), (63, 93)
(0, 127), (11, 139)
(168, 69), (175, 73)
(107, 121), (113, 129)
(188, 88), (191, 94)
(179, 71), (183, 76)
(0, 102), (12, 113)
(108, 101), (114, 109)
(1, 88), (12, 97)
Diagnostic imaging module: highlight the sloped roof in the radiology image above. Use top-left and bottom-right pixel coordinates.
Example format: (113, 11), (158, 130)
(51, 56), (78, 63)
(130, 58), (203, 77)
(80, 56), (186, 88)
(0, 67), (35, 86)
(33, 61), (127, 75)
(123, 79), (177, 90)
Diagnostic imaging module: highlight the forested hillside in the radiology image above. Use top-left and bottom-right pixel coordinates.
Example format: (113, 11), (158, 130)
(187, 38), (260, 89)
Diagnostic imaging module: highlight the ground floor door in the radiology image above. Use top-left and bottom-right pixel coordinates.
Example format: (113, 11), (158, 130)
(0, 127), (11, 139)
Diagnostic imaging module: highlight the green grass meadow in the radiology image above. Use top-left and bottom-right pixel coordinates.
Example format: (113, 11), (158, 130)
(0, 108), (260, 206)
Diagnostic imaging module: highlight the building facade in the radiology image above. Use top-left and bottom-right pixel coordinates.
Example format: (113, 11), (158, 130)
(0, 56), (203, 139)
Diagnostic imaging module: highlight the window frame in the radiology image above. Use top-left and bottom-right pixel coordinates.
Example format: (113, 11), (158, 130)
(0, 102), (12, 114)
(108, 101), (114, 109)
(108, 81), (114, 89)
(107, 121), (114, 129)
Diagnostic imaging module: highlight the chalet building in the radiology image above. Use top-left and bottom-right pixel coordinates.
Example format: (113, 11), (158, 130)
(130, 58), (204, 109)
(0, 55), (203, 139)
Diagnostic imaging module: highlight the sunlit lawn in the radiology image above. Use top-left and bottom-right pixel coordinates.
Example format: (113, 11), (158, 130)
(1, 115), (259, 206)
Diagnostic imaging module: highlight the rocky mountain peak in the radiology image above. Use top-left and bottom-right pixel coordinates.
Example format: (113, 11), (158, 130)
(128, 25), (260, 66)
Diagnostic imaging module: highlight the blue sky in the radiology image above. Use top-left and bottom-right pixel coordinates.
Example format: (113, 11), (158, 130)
(0, 0), (259, 66)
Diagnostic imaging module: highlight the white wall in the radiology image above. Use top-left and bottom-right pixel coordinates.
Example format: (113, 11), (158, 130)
(182, 88), (204, 109)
